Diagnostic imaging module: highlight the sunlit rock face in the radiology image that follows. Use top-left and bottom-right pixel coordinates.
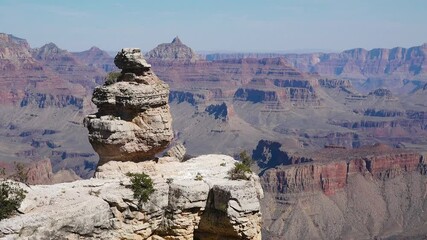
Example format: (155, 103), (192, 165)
(84, 48), (173, 165)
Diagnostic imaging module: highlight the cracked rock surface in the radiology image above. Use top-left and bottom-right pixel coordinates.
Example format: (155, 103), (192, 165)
(0, 155), (263, 240)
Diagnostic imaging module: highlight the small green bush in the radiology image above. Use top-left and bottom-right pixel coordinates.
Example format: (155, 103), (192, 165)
(0, 181), (27, 220)
(126, 172), (154, 204)
(104, 71), (121, 85)
(228, 151), (253, 180)
(194, 172), (203, 181)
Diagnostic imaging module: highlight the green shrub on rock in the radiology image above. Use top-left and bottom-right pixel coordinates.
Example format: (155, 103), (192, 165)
(126, 172), (154, 204)
(228, 151), (253, 180)
(104, 71), (121, 85)
(0, 181), (27, 220)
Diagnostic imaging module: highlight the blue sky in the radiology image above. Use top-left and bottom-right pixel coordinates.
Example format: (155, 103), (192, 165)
(1, 0), (426, 53)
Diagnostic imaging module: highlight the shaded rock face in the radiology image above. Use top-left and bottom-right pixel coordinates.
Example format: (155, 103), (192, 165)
(84, 48), (173, 165)
(205, 102), (229, 121)
(0, 155), (263, 240)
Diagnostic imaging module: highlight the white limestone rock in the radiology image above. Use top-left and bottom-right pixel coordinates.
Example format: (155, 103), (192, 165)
(0, 155), (263, 240)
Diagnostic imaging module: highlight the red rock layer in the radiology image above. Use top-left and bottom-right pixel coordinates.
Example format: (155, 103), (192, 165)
(150, 57), (320, 107)
(262, 147), (421, 196)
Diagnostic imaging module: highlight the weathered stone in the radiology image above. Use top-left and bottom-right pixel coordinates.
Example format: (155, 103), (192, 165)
(164, 142), (186, 161)
(0, 155), (263, 240)
(114, 48), (151, 74)
(84, 48), (173, 165)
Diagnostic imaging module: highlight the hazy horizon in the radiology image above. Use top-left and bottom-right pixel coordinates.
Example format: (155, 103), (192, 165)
(1, 0), (426, 53)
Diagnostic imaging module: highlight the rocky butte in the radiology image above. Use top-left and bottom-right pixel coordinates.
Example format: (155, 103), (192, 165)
(0, 48), (264, 240)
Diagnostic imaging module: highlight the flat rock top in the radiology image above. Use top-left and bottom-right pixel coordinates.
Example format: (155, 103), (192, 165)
(96, 154), (237, 181)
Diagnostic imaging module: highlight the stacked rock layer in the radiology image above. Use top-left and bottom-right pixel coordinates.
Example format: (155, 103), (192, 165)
(84, 48), (173, 165)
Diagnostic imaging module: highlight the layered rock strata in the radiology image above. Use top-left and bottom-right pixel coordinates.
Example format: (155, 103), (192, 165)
(0, 155), (263, 240)
(84, 48), (173, 165)
(259, 144), (427, 239)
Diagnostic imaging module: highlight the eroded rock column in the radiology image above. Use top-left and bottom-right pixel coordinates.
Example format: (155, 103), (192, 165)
(84, 48), (173, 165)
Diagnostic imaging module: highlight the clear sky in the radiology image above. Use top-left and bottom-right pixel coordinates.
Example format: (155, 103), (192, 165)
(1, 0), (426, 53)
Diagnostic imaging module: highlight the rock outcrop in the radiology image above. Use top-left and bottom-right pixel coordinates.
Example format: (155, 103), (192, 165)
(0, 155), (263, 240)
(163, 142), (186, 161)
(84, 48), (173, 165)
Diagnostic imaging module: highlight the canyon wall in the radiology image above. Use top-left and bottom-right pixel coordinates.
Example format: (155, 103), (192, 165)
(257, 143), (427, 239)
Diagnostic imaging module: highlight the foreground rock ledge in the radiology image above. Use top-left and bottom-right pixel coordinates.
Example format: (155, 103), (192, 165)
(0, 155), (263, 240)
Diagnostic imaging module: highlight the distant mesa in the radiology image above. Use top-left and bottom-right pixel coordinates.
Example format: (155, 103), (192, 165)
(146, 36), (199, 61)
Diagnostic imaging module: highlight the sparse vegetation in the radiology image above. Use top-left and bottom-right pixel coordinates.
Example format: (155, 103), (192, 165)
(0, 181), (27, 220)
(0, 163), (28, 220)
(104, 71), (121, 85)
(228, 151), (253, 180)
(194, 172), (203, 181)
(220, 162), (226, 167)
(126, 172), (154, 204)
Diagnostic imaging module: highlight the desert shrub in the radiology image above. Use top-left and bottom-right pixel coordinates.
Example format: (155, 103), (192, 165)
(126, 172), (154, 204)
(228, 151), (253, 180)
(104, 71), (121, 85)
(0, 181), (27, 220)
(194, 172), (203, 181)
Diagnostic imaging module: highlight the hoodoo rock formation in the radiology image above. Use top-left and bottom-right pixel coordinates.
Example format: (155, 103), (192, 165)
(84, 48), (173, 165)
(0, 47), (263, 240)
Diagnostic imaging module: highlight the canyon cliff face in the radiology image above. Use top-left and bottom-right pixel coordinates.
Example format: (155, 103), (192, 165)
(0, 48), (264, 240)
(256, 143), (427, 239)
(0, 33), (108, 180)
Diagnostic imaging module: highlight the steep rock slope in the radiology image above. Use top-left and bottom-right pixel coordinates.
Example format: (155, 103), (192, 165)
(257, 143), (427, 239)
(0, 33), (104, 179)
